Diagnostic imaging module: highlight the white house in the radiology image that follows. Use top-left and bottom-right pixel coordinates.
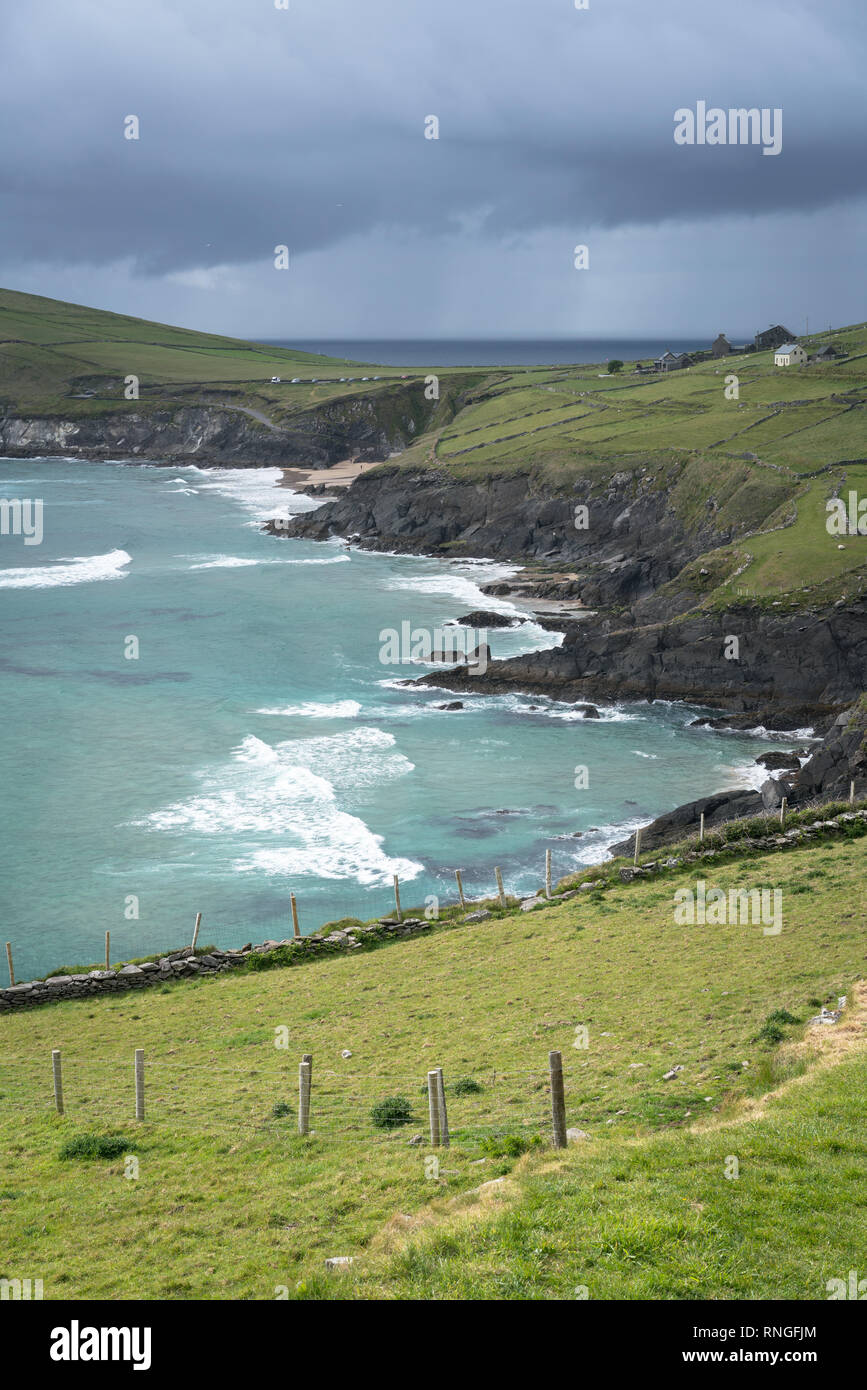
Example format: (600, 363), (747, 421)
(774, 343), (807, 367)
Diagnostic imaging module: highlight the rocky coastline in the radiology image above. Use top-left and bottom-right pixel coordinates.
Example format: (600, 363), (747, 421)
(5, 395), (864, 862)
(0, 382), (435, 468)
(276, 461), (867, 850)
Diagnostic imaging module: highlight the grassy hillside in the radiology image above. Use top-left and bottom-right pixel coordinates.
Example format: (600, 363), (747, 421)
(368, 321), (867, 606)
(427, 325), (867, 478)
(1, 831), (864, 1300)
(320, 1021), (867, 1300)
(3, 290), (866, 602)
(0, 287), (447, 419)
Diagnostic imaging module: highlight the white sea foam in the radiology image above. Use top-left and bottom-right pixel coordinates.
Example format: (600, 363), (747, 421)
(137, 728), (420, 886)
(386, 570), (520, 615)
(740, 724), (817, 741)
(363, 702), (448, 719)
(490, 694), (642, 723)
(0, 548), (131, 589)
(374, 683), (639, 721)
(184, 552), (349, 570)
(690, 716), (817, 742)
(185, 466), (323, 526)
(188, 555), (260, 569)
(569, 815), (649, 866)
(377, 677), (431, 691)
(162, 479), (199, 496)
(720, 759), (768, 792)
(256, 700), (362, 719)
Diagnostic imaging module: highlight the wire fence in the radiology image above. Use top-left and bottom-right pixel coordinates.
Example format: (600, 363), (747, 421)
(1, 1051), (572, 1148)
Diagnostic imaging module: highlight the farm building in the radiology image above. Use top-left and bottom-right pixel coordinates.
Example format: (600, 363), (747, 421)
(653, 350), (694, 372)
(774, 343), (807, 367)
(755, 324), (795, 351)
(711, 333), (733, 357)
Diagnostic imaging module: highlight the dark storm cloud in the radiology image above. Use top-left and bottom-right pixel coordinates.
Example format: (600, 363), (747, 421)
(0, 0), (865, 276)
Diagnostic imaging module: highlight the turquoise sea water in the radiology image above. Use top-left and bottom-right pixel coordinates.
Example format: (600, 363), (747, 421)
(0, 459), (787, 981)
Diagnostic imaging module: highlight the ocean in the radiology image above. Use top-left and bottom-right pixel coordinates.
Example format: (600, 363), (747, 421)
(0, 459), (790, 981)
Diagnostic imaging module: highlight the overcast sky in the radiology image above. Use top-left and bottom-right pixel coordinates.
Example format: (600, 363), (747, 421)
(0, 0), (865, 339)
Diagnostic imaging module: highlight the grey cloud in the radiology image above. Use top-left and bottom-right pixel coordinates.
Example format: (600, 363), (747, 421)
(0, 0), (864, 332)
(2, 0), (866, 269)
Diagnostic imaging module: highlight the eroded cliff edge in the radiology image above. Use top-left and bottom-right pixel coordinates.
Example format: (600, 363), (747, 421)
(0, 382), (437, 467)
(278, 460), (867, 719)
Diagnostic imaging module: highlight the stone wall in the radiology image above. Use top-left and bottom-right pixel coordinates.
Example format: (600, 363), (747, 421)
(0, 916), (433, 1013)
(3, 805), (864, 1014)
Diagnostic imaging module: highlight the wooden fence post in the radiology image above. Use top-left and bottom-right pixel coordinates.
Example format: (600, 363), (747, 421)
(298, 1060), (311, 1136)
(780, 797), (787, 828)
(455, 869), (466, 910)
(850, 779), (856, 805)
(633, 827), (642, 865)
(5, 942), (14, 987)
(104, 931), (110, 971)
(427, 1069), (441, 1147)
(436, 1067), (449, 1148)
(134, 1049), (145, 1121)
(393, 874), (402, 921)
(290, 894), (300, 939)
(549, 1050), (567, 1149)
(302, 1052), (312, 1084)
(191, 912), (202, 951)
(52, 1049), (64, 1115)
(545, 849), (552, 900)
(495, 867), (507, 909)
(699, 812), (705, 843)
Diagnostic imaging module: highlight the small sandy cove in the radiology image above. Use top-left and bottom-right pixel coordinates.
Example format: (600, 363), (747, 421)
(280, 458), (376, 490)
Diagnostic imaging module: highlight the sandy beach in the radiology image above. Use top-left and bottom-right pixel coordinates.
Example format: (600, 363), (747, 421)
(280, 458), (377, 490)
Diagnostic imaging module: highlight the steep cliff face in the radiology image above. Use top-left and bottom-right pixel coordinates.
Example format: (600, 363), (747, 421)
(282, 461), (867, 716)
(0, 384), (434, 467)
(286, 463), (752, 604)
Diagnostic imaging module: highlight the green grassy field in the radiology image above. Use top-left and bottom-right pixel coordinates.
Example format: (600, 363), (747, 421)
(1, 831), (864, 1300)
(428, 327), (867, 478)
(0, 287), (447, 419)
(395, 327), (867, 603)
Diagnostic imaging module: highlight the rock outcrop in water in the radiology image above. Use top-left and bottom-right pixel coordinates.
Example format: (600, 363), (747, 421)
(416, 600), (867, 717)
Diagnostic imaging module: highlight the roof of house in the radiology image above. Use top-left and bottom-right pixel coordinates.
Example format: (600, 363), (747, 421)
(776, 343), (801, 354)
